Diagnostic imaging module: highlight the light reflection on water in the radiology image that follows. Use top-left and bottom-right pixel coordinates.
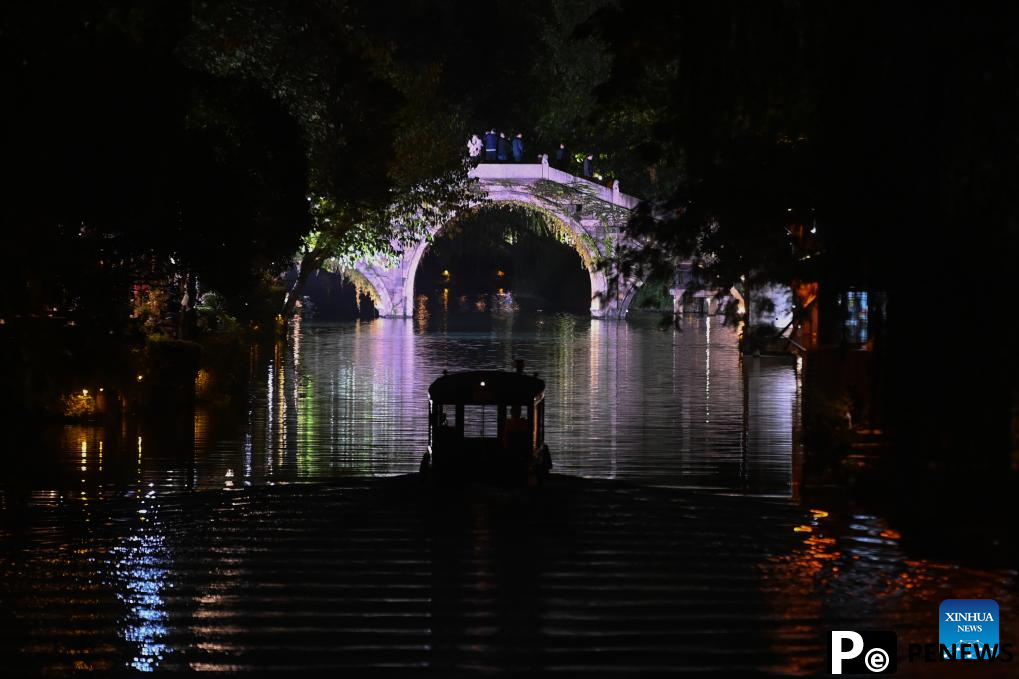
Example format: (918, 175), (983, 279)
(265, 311), (797, 493)
(113, 523), (170, 672)
(759, 508), (1018, 676)
(111, 431), (171, 672)
(26, 311), (801, 499)
(281, 311), (799, 493)
(19, 309), (798, 495)
(0, 300), (1015, 674)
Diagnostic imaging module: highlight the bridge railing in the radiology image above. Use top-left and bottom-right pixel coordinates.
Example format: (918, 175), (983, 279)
(468, 163), (639, 211)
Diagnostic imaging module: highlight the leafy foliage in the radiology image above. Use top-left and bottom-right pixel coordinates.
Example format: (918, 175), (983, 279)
(3, 1), (310, 322)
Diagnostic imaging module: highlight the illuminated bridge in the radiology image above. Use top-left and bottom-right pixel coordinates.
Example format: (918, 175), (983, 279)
(350, 159), (645, 319)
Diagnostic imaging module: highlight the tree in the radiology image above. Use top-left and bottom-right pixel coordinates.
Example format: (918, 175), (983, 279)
(1, 0), (316, 418)
(3, 1), (311, 323)
(589, 0), (1019, 469)
(585, 1), (819, 331)
(181, 0), (481, 320)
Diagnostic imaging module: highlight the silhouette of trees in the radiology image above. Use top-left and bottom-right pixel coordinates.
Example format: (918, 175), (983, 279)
(587, 1), (1019, 466)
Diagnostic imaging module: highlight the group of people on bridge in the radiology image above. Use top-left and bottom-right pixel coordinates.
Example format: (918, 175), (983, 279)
(468, 129), (596, 179)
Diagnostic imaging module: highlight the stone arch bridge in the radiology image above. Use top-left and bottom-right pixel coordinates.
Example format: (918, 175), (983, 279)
(349, 160), (645, 318)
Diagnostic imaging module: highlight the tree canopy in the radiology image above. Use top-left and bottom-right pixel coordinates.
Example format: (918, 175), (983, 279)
(584, 0), (1019, 459)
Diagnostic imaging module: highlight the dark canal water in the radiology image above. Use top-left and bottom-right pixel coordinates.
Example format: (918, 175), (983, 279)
(1, 306), (1015, 675)
(10, 312), (799, 498)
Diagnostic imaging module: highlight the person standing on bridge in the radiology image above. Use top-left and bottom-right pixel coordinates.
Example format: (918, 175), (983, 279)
(512, 133), (525, 162)
(497, 132), (510, 162)
(468, 134), (482, 158)
(484, 129), (498, 162)
(582, 153), (594, 178)
(555, 142), (570, 170)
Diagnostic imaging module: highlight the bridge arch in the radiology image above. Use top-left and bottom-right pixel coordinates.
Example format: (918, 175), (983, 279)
(400, 197), (606, 318)
(351, 161), (642, 319)
(319, 261), (394, 318)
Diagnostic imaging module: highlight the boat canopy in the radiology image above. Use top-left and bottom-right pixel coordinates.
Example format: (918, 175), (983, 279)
(428, 370), (545, 405)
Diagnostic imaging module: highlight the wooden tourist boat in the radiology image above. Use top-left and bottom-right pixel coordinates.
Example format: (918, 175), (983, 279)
(421, 361), (552, 486)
